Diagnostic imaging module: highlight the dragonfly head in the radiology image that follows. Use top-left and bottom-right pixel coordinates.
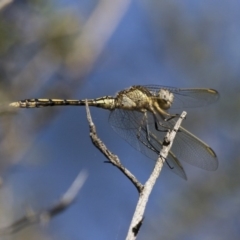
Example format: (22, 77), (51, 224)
(156, 89), (174, 110)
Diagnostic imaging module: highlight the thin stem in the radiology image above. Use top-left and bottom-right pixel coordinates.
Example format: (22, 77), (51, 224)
(126, 111), (187, 240)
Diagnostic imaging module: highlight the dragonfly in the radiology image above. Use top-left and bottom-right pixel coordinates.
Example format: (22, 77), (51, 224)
(9, 85), (219, 179)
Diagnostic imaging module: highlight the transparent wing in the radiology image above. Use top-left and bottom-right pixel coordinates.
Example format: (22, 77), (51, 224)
(109, 109), (187, 179)
(144, 85), (219, 109)
(109, 109), (218, 179)
(164, 120), (218, 170)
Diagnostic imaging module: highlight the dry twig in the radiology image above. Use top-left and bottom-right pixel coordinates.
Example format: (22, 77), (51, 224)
(126, 112), (187, 240)
(85, 100), (143, 193)
(0, 170), (87, 235)
(85, 100), (186, 240)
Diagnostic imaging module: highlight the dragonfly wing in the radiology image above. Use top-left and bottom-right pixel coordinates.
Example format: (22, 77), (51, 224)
(172, 125), (218, 170)
(144, 126), (187, 179)
(108, 109), (187, 179)
(144, 85), (219, 109)
(149, 115), (218, 171)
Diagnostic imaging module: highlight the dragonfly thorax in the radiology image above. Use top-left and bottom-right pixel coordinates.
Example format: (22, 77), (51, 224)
(114, 86), (153, 112)
(155, 89), (174, 110)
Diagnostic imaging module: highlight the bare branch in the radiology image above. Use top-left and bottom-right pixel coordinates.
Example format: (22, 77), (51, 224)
(84, 100), (187, 239)
(126, 111), (187, 240)
(0, 170), (87, 235)
(85, 100), (143, 193)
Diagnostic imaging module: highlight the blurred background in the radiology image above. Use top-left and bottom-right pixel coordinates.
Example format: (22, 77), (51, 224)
(0, 0), (239, 239)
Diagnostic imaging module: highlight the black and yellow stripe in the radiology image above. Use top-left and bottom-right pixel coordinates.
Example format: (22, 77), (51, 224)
(9, 96), (115, 109)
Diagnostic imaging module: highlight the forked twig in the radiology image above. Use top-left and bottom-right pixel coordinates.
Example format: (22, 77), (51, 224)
(0, 170), (87, 235)
(85, 100), (186, 240)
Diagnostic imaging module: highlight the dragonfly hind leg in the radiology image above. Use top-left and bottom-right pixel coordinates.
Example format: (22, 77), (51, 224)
(166, 160), (174, 169)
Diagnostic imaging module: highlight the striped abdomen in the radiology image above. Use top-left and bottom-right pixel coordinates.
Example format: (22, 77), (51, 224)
(9, 96), (115, 109)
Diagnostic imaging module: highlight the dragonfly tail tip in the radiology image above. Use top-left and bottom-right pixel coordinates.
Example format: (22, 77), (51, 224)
(9, 102), (20, 108)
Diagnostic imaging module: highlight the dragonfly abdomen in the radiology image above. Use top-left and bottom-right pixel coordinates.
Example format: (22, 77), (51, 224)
(9, 96), (116, 109)
(9, 98), (85, 108)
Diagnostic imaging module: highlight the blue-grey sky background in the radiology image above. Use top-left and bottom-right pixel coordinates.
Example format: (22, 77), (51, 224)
(0, 0), (240, 239)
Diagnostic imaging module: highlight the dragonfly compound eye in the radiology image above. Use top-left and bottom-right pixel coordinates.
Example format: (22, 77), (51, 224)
(157, 89), (174, 109)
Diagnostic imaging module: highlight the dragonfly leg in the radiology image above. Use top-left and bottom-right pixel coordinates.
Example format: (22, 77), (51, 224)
(136, 112), (160, 151)
(152, 114), (169, 132)
(164, 114), (178, 122)
(137, 130), (159, 155)
(140, 131), (174, 170)
(146, 122), (151, 142)
(136, 111), (151, 141)
(143, 112), (157, 142)
(149, 104), (171, 132)
(166, 160), (174, 169)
